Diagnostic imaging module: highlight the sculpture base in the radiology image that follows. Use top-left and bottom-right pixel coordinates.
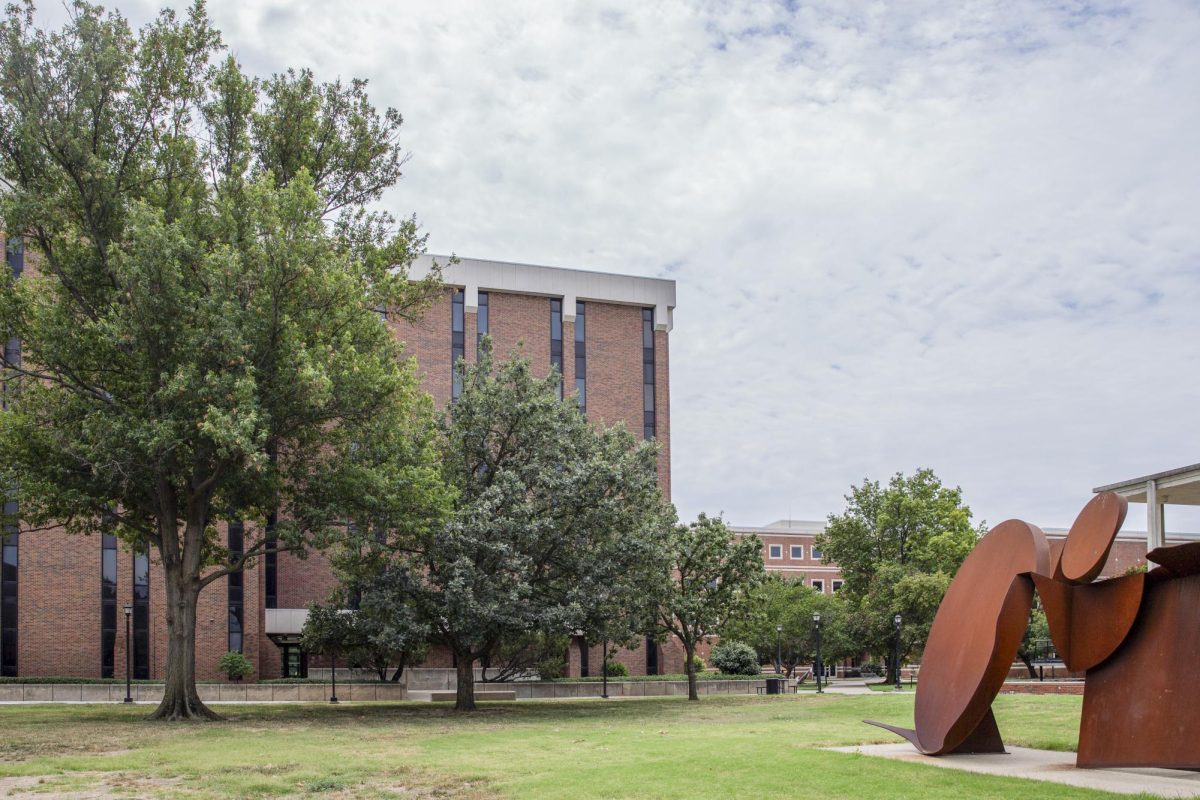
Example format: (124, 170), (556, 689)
(865, 707), (1006, 756)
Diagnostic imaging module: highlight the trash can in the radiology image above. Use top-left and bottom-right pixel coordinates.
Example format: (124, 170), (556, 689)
(765, 678), (785, 695)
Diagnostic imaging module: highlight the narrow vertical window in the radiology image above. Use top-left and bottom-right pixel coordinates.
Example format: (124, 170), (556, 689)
(642, 308), (656, 439)
(574, 302), (586, 414)
(578, 638), (589, 677)
(550, 299), (563, 400)
(0, 503), (16, 677)
(100, 533), (117, 677)
(451, 289), (465, 399)
(0, 239), (19, 676)
(645, 634), (658, 676)
(132, 549), (150, 679)
(265, 513), (277, 610)
(476, 291), (489, 360)
(227, 522), (244, 653)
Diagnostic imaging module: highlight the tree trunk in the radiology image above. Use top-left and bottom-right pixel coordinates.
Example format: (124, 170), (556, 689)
(685, 640), (698, 701)
(149, 566), (220, 720)
(455, 654), (476, 711)
(1019, 650), (1036, 679)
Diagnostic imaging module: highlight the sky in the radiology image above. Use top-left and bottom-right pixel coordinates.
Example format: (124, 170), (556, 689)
(43, 0), (1200, 532)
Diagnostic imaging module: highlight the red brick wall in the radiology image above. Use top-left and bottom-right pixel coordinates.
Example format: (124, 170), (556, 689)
(275, 549), (340, 610)
(397, 288), (455, 408)
(488, 292), (552, 376)
(16, 527), (99, 676)
(738, 532), (845, 593)
(16, 522), (259, 680)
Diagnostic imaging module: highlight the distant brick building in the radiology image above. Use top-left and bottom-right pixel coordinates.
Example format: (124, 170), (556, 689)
(0, 253), (679, 681)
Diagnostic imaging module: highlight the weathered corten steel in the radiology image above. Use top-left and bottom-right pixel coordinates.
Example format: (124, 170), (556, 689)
(1032, 572), (1144, 673)
(866, 519), (1048, 754)
(1076, 572), (1200, 767)
(872, 490), (1200, 770)
(1055, 493), (1127, 584)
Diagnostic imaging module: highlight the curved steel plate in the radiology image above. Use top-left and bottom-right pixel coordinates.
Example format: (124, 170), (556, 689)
(912, 519), (1048, 755)
(1057, 492), (1127, 584)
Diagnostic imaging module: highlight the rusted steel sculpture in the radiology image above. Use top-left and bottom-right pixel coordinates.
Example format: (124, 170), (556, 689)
(868, 491), (1200, 769)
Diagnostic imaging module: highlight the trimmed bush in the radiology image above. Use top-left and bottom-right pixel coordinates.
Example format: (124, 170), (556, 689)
(690, 655), (706, 673)
(710, 642), (761, 676)
(218, 650), (254, 681)
(604, 660), (630, 677)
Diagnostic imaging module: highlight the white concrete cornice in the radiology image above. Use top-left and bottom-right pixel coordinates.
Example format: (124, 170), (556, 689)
(410, 254), (676, 331)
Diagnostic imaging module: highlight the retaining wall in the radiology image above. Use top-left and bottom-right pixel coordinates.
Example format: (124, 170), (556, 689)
(0, 683), (406, 702)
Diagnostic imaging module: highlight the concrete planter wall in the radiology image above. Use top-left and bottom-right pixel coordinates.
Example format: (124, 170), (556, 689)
(0, 683), (407, 703)
(506, 679), (760, 699)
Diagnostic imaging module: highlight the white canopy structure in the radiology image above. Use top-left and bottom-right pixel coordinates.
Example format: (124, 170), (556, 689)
(1094, 463), (1200, 560)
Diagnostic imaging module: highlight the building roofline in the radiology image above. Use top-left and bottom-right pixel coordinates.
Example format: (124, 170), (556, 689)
(1094, 463), (1200, 494)
(410, 254), (677, 331)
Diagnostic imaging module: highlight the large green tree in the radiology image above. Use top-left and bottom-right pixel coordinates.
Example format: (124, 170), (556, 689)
(357, 344), (670, 711)
(722, 574), (853, 679)
(815, 469), (982, 683)
(655, 513), (765, 701)
(0, 1), (445, 719)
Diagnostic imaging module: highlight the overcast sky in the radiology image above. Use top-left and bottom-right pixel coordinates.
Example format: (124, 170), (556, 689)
(50, 1), (1200, 531)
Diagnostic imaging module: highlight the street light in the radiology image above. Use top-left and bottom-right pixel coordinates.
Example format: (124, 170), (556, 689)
(601, 639), (609, 699)
(329, 654), (339, 704)
(122, 604), (133, 704)
(775, 624), (783, 675)
(812, 612), (823, 694)
(893, 613), (903, 691)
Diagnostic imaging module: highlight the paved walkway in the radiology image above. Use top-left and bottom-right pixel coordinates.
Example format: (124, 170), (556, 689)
(828, 743), (1200, 798)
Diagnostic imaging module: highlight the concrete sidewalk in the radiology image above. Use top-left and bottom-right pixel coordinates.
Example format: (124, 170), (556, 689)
(828, 743), (1200, 798)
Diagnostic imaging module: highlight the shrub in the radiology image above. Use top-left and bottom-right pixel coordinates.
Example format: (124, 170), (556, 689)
(535, 654), (567, 680)
(690, 655), (706, 672)
(218, 650), (254, 681)
(709, 642), (761, 676)
(604, 660), (630, 678)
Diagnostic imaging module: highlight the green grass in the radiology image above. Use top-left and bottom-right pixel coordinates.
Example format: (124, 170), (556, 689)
(0, 694), (1129, 799)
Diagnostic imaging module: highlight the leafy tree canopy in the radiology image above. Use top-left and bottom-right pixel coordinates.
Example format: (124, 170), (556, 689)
(0, 0), (446, 718)
(815, 469), (982, 681)
(721, 574), (854, 678)
(346, 343), (671, 710)
(655, 513), (765, 700)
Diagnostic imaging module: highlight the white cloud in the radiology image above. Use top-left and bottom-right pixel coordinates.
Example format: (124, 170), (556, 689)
(51, 0), (1200, 530)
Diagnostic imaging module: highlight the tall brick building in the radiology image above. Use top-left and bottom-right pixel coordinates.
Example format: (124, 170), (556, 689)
(0, 254), (678, 681)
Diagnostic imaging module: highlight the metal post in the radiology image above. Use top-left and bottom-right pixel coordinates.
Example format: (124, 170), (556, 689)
(123, 604), (133, 703)
(893, 613), (903, 691)
(330, 654), (339, 704)
(775, 624), (782, 674)
(601, 639), (609, 699)
(813, 612), (823, 694)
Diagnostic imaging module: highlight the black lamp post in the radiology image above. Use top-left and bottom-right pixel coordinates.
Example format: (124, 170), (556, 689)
(775, 624), (783, 674)
(893, 613), (903, 691)
(329, 654), (339, 704)
(122, 604), (133, 704)
(812, 611), (823, 694)
(601, 639), (609, 699)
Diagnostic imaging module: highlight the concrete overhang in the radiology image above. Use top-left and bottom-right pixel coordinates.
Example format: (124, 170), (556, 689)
(264, 607), (308, 636)
(1094, 463), (1200, 506)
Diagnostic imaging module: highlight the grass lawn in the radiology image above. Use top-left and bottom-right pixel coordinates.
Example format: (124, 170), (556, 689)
(0, 693), (1125, 799)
